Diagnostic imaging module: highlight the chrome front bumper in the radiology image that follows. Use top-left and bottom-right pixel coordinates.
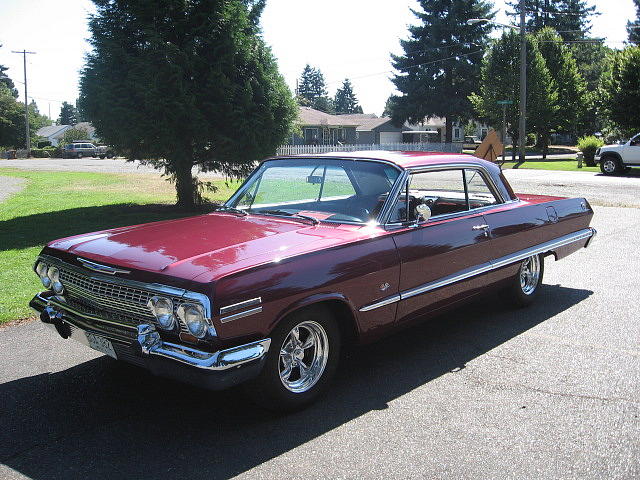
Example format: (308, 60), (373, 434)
(30, 292), (271, 390)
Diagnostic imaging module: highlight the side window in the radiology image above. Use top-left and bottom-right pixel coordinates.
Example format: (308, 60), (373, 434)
(389, 169), (467, 223)
(464, 169), (500, 208)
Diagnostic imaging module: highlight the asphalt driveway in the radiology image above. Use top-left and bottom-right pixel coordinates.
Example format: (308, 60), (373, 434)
(0, 205), (638, 479)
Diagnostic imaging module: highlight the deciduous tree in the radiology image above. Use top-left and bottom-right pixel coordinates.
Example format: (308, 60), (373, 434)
(470, 30), (557, 161)
(390, 0), (495, 142)
(600, 46), (640, 135)
(79, 0), (297, 209)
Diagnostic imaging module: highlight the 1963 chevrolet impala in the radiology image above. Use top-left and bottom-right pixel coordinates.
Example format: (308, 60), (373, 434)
(30, 151), (596, 410)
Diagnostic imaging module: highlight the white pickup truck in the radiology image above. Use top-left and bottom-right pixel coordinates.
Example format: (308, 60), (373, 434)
(596, 133), (640, 175)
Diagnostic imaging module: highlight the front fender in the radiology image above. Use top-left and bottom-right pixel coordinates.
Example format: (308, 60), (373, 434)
(269, 292), (360, 333)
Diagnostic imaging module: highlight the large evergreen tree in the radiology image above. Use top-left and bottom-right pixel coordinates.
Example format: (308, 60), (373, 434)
(629, 0), (640, 45)
(58, 101), (77, 126)
(390, 0), (495, 142)
(0, 45), (18, 98)
(507, 0), (596, 41)
(296, 64), (334, 112)
(470, 30), (557, 161)
(79, 0), (297, 209)
(0, 84), (24, 147)
(334, 79), (362, 114)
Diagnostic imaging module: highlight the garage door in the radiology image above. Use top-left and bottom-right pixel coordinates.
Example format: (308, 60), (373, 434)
(379, 132), (402, 144)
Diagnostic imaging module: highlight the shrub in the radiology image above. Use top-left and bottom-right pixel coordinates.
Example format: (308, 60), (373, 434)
(577, 135), (604, 166)
(526, 133), (536, 146)
(30, 148), (50, 158)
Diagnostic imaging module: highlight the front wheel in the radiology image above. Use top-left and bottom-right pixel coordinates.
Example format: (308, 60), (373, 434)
(600, 156), (622, 175)
(506, 254), (544, 307)
(245, 305), (341, 411)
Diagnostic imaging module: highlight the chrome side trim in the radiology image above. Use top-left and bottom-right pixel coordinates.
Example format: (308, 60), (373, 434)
(77, 257), (131, 275)
(137, 324), (271, 371)
(584, 227), (597, 248)
(359, 294), (401, 312)
(220, 297), (262, 315)
(358, 228), (595, 312)
(220, 306), (263, 324)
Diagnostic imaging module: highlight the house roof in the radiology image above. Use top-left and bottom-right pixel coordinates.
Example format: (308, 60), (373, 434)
(354, 117), (396, 132)
(36, 125), (70, 138)
(297, 107), (360, 127)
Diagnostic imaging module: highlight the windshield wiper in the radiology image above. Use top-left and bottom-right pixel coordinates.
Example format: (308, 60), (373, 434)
(256, 209), (319, 225)
(214, 205), (247, 216)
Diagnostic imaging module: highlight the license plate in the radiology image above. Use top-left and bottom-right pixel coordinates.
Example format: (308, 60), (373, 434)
(85, 332), (117, 359)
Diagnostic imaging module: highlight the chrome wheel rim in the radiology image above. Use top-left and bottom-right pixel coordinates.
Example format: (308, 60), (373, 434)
(519, 255), (541, 295)
(279, 321), (329, 393)
(603, 159), (616, 173)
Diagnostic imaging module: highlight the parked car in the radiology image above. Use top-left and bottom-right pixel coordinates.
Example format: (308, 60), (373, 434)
(463, 136), (482, 150)
(30, 152), (596, 410)
(596, 133), (640, 175)
(62, 142), (97, 158)
(95, 144), (114, 159)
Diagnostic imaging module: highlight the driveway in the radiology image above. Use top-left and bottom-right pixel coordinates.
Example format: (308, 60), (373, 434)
(0, 205), (638, 479)
(0, 175), (26, 203)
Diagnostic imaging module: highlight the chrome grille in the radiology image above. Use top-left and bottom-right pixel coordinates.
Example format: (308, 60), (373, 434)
(57, 265), (189, 333)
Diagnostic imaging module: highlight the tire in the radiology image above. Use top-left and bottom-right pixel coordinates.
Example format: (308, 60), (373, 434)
(77, 153), (83, 159)
(507, 254), (544, 307)
(244, 305), (341, 411)
(99, 155), (106, 159)
(600, 156), (622, 175)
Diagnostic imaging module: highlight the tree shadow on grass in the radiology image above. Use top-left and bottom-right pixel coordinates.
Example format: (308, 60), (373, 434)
(0, 203), (215, 252)
(0, 285), (592, 480)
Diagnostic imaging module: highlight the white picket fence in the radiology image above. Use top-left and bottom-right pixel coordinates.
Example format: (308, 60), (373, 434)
(276, 142), (463, 156)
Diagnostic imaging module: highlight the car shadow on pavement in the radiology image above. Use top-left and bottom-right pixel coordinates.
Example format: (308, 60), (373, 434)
(0, 285), (592, 480)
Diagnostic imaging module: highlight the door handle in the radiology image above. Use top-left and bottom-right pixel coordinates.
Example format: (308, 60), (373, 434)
(472, 224), (490, 237)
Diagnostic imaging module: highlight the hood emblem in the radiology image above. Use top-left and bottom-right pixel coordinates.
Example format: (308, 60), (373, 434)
(77, 257), (130, 275)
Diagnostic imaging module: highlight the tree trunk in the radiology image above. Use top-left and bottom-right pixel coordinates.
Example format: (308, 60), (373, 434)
(445, 118), (453, 143)
(511, 132), (518, 163)
(174, 158), (197, 210)
(542, 135), (549, 161)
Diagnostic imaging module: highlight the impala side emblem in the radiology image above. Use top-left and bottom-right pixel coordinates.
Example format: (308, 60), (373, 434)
(380, 282), (390, 292)
(77, 257), (131, 275)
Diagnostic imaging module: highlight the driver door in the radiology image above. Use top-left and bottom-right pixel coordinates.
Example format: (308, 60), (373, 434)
(389, 168), (498, 322)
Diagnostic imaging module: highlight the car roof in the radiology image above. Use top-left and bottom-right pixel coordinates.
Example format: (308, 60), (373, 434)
(270, 150), (498, 172)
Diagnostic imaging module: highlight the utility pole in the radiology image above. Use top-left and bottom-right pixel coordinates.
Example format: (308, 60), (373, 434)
(518, 0), (527, 164)
(11, 50), (36, 157)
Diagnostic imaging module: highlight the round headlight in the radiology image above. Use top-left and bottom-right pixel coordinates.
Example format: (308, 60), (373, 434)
(177, 304), (207, 338)
(47, 267), (64, 294)
(147, 296), (176, 330)
(36, 262), (51, 288)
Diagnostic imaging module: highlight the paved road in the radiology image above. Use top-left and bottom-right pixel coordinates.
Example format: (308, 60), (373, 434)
(0, 205), (638, 479)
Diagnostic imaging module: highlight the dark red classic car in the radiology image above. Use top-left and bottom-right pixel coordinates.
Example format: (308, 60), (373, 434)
(31, 151), (596, 409)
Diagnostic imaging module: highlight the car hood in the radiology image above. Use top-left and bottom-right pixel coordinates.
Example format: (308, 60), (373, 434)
(48, 212), (380, 282)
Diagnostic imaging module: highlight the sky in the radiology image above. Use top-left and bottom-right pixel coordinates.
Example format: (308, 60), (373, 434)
(0, 0), (637, 119)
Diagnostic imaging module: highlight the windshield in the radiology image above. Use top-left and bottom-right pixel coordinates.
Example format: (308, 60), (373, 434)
(226, 159), (401, 223)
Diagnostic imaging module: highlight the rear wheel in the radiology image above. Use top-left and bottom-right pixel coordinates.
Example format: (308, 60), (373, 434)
(600, 156), (622, 175)
(244, 305), (341, 411)
(507, 254), (544, 307)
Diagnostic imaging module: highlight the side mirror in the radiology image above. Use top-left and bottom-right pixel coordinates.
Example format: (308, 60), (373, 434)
(415, 203), (431, 223)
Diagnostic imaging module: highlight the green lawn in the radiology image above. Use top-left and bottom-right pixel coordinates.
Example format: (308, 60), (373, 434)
(501, 160), (599, 172)
(0, 169), (240, 324)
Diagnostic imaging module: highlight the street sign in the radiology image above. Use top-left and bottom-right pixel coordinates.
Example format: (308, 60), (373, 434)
(474, 129), (503, 164)
(497, 100), (514, 105)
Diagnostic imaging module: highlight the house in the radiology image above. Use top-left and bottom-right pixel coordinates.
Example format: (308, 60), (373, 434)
(35, 125), (71, 147)
(337, 114), (404, 144)
(402, 117), (492, 143)
(35, 122), (100, 147)
(290, 107), (360, 145)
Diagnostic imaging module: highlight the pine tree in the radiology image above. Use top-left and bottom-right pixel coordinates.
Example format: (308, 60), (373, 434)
(0, 45), (18, 98)
(58, 102), (77, 126)
(391, 0), (495, 142)
(469, 30), (557, 161)
(629, 0), (640, 45)
(334, 79), (362, 114)
(297, 65), (327, 103)
(507, 0), (596, 41)
(79, 0), (297, 209)
(0, 84), (24, 147)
